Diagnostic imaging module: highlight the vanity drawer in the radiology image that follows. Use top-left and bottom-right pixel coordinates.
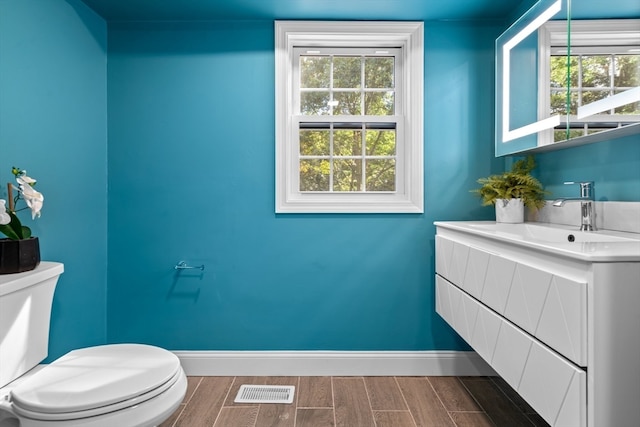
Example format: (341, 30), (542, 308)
(435, 235), (587, 366)
(436, 275), (587, 427)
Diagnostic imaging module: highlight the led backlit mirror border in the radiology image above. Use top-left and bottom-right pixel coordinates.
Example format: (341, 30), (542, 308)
(500, 0), (562, 143)
(578, 87), (640, 119)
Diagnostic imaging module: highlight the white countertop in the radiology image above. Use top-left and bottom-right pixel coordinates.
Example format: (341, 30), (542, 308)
(434, 221), (640, 262)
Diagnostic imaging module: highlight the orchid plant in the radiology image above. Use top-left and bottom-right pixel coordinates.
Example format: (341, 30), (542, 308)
(0, 167), (44, 240)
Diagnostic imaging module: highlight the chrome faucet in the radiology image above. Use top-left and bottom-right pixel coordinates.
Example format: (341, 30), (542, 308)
(552, 181), (596, 231)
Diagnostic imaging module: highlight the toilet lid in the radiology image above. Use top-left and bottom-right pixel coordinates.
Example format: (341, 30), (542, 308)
(11, 343), (181, 415)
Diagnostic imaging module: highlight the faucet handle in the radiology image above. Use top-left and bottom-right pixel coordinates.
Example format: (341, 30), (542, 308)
(564, 181), (594, 199)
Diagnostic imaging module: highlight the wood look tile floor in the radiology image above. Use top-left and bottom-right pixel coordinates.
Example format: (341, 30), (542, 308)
(160, 376), (550, 427)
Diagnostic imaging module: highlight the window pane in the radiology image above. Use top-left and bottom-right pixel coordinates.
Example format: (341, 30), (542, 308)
(333, 56), (361, 88)
(300, 56), (330, 88)
(333, 92), (361, 115)
(366, 159), (396, 191)
(615, 55), (639, 87)
(365, 57), (394, 88)
(554, 129), (570, 142)
(550, 56), (568, 88)
(300, 159), (330, 191)
(568, 91), (579, 115)
(301, 92), (330, 115)
(614, 89), (640, 114)
(614, 55), (640, 114)
(365, 129), (396, 155)
(566, 129), (584, 139)
(300, 130), (330, 155)
(582, 90), (610, 111)
(365, 92), (394, 115)
(550, 90), (566, 115)
(334, 130), (362, 156)
(581, 55), (611, 87)
(333, 159), (362, 192)
(568, 56), (580, 88)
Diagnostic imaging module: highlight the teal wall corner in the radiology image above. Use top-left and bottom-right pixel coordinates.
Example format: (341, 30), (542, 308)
(0, 0), (108, 360)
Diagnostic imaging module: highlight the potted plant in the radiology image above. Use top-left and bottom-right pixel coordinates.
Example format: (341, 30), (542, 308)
(472, 155), (548, 223)
(0, 167), (44, 274)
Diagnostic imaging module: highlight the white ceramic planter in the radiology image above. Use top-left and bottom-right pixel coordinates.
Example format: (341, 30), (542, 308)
(495, 198), (524, 223)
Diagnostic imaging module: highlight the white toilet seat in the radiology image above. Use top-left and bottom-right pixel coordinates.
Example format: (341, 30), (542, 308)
(8, 343), (185, 423)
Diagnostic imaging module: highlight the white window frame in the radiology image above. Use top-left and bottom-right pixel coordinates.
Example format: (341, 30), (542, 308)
(275, 21), (424, 213)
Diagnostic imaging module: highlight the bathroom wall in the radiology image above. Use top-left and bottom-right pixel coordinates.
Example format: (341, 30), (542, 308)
(536, 134), (640, 201)
(3, 0), (636, 362)
(105, 20), (502, 351)
(0, 0), (108, 360)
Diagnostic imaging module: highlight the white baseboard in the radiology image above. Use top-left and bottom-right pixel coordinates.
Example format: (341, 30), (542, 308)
(174, 350), (496, 377)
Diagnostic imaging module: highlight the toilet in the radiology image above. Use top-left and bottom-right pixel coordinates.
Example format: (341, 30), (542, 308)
(0, 262), (187, 427)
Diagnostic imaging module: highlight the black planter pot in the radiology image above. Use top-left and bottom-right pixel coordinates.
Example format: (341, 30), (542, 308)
(0, 237), (41, 274)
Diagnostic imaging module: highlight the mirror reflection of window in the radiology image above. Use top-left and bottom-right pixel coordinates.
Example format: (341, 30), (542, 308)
(541, 20), (640, 143)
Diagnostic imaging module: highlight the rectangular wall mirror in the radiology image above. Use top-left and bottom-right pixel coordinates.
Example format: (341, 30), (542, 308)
(495, 0), (640, 157)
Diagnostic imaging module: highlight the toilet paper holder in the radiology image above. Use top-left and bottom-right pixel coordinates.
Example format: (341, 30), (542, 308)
(174, 261), (205, 271)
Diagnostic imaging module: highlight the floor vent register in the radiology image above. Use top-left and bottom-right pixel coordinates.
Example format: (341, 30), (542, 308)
(234, 385), (295, 404)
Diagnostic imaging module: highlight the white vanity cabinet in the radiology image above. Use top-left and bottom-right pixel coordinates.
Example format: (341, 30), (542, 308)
(434, 222), (640, 427)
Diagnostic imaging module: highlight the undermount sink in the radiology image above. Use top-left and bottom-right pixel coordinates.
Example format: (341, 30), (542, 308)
(465, 222), (640, 243)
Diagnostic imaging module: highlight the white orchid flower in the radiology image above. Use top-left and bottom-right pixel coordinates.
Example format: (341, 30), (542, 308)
(0, 199), (10, 225)
(16, 174), (37, 186)
(19, 184), (44, 219)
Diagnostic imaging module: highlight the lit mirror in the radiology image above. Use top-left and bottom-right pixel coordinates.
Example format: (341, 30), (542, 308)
(495, 0), (640, 156)
(496, 0), (566, 156)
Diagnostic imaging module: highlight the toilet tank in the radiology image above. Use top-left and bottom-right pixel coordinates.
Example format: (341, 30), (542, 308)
(0, 262), (64, 388)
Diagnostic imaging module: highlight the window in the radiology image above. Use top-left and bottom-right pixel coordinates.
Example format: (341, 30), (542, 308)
(539, 20), (640, 144)
(296, 48), (399, 193)
(275, 21), (424, 213)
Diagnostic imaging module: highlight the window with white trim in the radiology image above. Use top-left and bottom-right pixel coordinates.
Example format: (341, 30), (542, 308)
(275, 21), (424, 213)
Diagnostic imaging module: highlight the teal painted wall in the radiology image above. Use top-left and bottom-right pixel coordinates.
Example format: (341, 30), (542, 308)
(4, 0), (636, 359)
(536, 134), (640, 201)
(105, 20), (501, 351)
(0, 0), (108, 360)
